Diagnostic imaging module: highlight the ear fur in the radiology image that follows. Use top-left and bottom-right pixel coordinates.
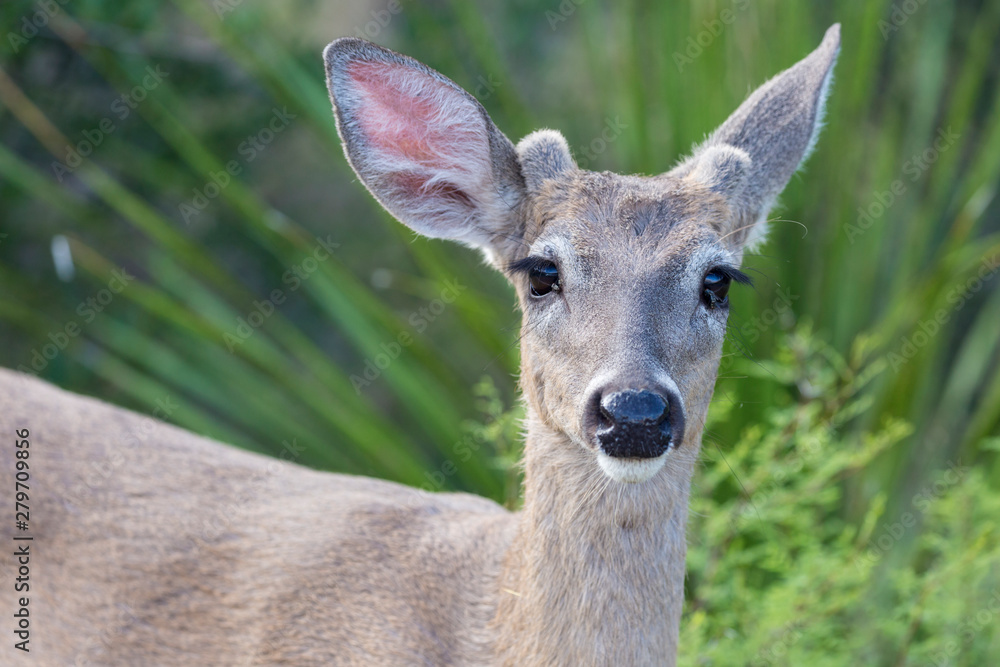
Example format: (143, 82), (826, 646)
(323, 38), (525, 259)
(674, 24), (841, 250)
(685, 145), (752, 198)
(516, 129), (577, 194)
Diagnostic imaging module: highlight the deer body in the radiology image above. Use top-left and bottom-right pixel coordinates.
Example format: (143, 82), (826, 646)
(0, 371), (684, 665)
(0, 25), (840, 666)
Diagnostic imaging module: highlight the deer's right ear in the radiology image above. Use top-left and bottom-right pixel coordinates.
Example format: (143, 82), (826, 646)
(324, 38), (525, 259)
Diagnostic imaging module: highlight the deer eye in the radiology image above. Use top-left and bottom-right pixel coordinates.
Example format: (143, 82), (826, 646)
(702, 269), (732, 308)
(529, 261), (560, 297)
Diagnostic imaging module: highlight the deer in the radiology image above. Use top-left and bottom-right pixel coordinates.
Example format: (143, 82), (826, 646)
(0, 24), (840, 666)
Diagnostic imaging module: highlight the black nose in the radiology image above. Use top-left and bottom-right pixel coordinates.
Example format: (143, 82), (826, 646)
(595, 389), (676, 459)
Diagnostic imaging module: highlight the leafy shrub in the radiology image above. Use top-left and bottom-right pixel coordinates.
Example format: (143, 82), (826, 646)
(680, 329), (1000, 666)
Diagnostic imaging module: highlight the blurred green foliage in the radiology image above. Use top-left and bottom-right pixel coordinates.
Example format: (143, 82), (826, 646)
(1, 0), (998, 663)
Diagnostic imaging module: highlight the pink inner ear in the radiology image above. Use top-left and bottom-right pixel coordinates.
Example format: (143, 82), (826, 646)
(390, 172), (475, 208)
(347, 60), (487, 179)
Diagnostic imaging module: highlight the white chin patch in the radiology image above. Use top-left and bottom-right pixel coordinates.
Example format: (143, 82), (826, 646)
(596, 451), (668, 484)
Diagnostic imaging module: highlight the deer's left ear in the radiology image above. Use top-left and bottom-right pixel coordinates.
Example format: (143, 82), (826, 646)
(324, 38), (526, 261)
(672, 24), (841, 250)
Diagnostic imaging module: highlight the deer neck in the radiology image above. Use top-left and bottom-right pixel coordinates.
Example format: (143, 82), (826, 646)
(491, 412), (695, 665)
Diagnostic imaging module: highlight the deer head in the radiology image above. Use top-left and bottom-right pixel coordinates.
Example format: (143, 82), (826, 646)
(324, 25), (840, 488)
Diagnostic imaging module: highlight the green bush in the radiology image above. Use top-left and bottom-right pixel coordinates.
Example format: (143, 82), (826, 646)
(680, 329), (1000, 665)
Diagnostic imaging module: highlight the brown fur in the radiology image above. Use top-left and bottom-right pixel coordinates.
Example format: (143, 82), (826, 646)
(0, 26), (840, 665)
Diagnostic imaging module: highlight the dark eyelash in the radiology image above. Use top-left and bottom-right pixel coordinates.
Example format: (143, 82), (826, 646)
(713, 265), (754, 287)
(507, 256), (554, 275)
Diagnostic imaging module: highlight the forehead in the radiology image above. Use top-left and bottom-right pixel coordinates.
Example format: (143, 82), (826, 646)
(524, 171), (732, 267)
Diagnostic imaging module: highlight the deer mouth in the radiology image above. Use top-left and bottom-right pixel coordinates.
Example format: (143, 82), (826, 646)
(595, 451), (669, 484)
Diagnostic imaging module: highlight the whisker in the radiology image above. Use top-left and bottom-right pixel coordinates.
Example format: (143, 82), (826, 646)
(710, 439), (760, 524)
(481, 309), (546, 372)
(718, 215), (809, 245)
(767, 218), (810, 238)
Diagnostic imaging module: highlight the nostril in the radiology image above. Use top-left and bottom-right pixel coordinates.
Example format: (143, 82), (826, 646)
(598, 403), (614, 429)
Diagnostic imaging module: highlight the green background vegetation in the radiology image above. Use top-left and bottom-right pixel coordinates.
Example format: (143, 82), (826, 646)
(1, 0), (998, 663)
